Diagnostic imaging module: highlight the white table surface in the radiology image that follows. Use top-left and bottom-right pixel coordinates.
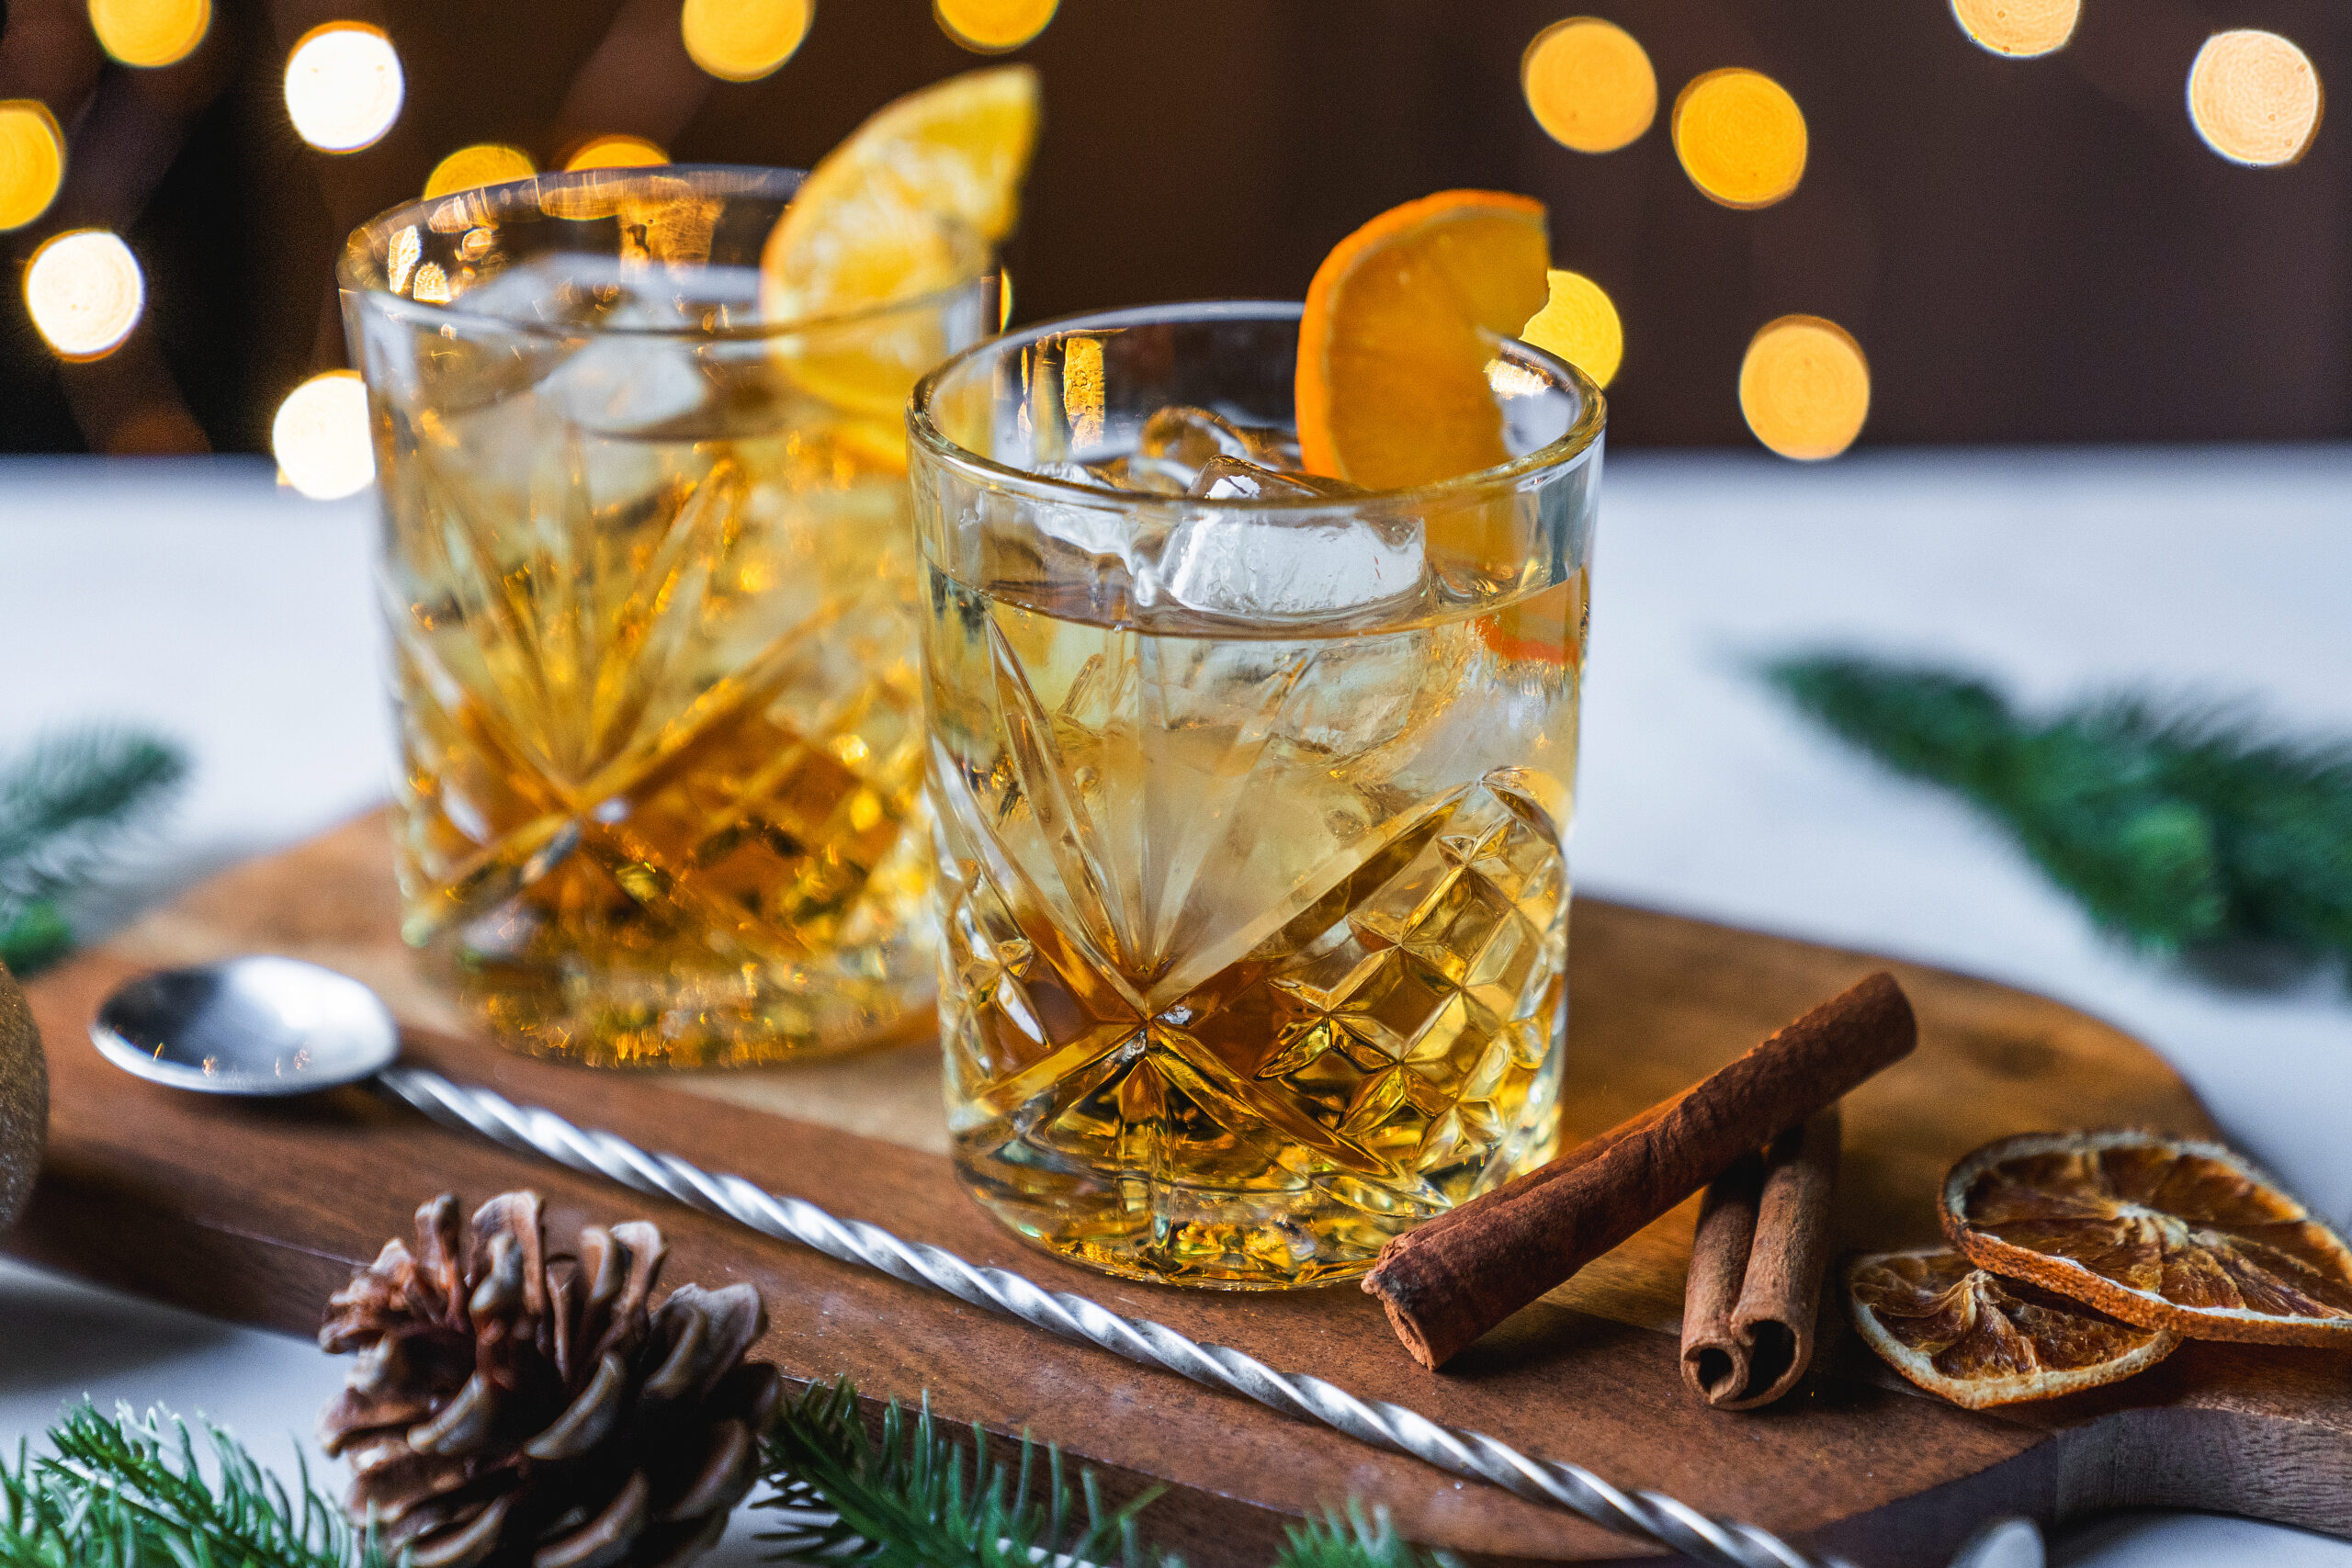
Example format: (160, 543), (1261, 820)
(0, 448), (2346, 1565)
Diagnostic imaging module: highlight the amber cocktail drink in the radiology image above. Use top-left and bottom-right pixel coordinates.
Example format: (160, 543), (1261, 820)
(341, 168), (993, 1066)
(910, 304), (1603, 1286)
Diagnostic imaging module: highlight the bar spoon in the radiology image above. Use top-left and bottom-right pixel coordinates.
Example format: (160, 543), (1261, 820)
(90, 955), (2035, 1568)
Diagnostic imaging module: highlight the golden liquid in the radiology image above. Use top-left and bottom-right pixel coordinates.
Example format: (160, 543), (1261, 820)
(924, 565), (1585, 1286)
(382, 328), (934, 1067)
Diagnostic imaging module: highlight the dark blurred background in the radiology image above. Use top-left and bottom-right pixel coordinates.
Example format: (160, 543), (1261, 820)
(3, 0), (2346, 455)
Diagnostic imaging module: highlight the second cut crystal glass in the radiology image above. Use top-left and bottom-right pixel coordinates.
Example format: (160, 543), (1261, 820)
(910, 302), (1604, 1287)
(341, 166), (995, 1068)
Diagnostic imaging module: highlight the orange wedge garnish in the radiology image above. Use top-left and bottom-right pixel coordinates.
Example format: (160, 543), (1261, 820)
(761, 64), (1036, 320)
(1295, 190), (1551, 490)
(1846, 1247), (2179, 1410)
(759, 65), (1039, 423)
(1940, 1130), (2352, 1348)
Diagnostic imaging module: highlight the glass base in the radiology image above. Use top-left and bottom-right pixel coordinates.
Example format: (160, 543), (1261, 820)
(424, 930), (936, 1069)
(954, 1106), (1560, 1290)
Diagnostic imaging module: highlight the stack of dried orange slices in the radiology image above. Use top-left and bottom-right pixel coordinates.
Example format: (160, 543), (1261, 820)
(1845, 1130), (2352, 1409)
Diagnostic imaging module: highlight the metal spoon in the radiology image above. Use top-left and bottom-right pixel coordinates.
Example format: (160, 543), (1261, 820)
(92, 956), (2025, 1568)
(94, 955), (399, 1095)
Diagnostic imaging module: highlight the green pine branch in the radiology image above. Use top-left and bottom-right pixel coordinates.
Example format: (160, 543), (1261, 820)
(1761, 653), (2352, 975)
(756, 1379), (1172, 1568)
(1272, 1502), (1463, 1568)
(0, 1390), (1456, 1568)
(756, 1377), (1461, 1568)
(0, 1404), (376, 1568)
(0, 728), (187, 975)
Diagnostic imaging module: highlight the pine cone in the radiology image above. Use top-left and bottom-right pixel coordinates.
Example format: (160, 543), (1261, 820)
(318, 1191), (779, 1568)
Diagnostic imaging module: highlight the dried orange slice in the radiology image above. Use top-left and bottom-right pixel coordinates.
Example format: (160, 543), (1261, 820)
(1941, 1130), (2352, 1348)
(1845, 1247), (2178, 1410)
(760, 65), (1038, 419)
(1295, 190), (1551, 490)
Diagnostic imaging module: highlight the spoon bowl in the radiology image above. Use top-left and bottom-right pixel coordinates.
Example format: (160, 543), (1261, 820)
(91, 955), (398, 1096)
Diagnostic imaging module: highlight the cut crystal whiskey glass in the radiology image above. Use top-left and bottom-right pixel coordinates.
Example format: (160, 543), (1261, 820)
(909, 302), (1603, 1286)
(341, 166), (994, 1066)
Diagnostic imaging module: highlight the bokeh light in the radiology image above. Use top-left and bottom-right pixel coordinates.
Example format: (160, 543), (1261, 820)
(424, 143), (535, 198)
(1520, 268), (1623, 388)
(564, 134), (669, 171)
(1521, 17), (1657, 153)
(935, 0), (1056, 53)
(0, 102), (65, 231)
(1739, 315), (1869, 460)
(24, 230), (145, 361)
(87, 0), (209, 69)
(681, 0), (812, 83)
(1672, 68), (1807, 209)
(273, 371), (377, 500)
(2188, 30), (2323, 167)
(283, 24), (404, 152)
(1951, 0), (2078, 58)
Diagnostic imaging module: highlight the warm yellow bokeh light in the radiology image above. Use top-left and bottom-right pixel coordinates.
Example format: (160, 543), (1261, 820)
(87, 0), (209, 69)
(681, 0), (812, 83)
(1520, 268), (1623, 389)
(24, 230), (144, 361)
(1951, 0), (2078, 58)
(0, 102), (65, 231)
(1740, 315), (1869, 460)
(2188, 30), (2324, 167)
(1522, 17), (1657, 153)
(1672, 68), (1807, 209)
(424, 143), (535, 198)
(934, 0), (1055, 53)
(564, 134), (669, 171)
(273, 371), (377, 501)
(284, 24), (404, 152)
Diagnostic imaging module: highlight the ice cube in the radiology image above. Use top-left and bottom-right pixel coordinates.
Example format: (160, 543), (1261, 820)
(1026, 464), (1141, 559)
(1271, 620), (1468, 761)
(1045, 456), (1187, 496)
(548, 337), (715, 434)
(1139, 404), (1254, 473)
(1233, 424), (1307, 470)
(451, 254), (636, 331)
(1189, 457), (1364, 502)
(1153, 509), (1422, 619)
(1095, 454), (1192, 495)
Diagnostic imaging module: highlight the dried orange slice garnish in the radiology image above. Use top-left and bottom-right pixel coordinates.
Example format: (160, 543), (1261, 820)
(1941, 1130), (2352, 1348)
(1845, 1247), (2179, 1409)
(1295, 190), (1551, 490)
(760, 65), (1039, 420)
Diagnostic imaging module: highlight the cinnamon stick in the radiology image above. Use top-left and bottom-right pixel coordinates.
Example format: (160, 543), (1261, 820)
(1679, 1106), (1841, 1410)
(1362, 971), (1914, 1370)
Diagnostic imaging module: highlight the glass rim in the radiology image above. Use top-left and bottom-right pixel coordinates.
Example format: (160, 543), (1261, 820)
(908, 299), (1606, 513)
(336, 163), (995, 344)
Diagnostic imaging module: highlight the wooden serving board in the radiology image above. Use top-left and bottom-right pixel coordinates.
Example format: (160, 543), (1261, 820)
(13, 814), (2351, 1564)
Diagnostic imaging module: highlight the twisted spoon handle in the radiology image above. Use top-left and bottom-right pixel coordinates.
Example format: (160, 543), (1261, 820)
(378, 1064), (1848, 1568)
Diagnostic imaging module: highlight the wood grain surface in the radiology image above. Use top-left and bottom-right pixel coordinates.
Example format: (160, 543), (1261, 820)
(13, 813), (2350, 1565)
